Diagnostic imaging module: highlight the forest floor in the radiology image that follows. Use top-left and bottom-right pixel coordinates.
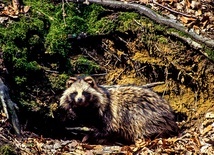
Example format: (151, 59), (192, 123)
(139, 0), (214, 39)
(0, 102), (214, 154)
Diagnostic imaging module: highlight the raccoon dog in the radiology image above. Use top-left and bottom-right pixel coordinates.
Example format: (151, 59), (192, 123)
(60, 76), (178, 143)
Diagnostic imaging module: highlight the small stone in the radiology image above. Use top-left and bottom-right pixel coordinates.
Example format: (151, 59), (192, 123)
(61, 140), (70, 146)
(200, 143), (212, 154)
(53, 142), (61, 149)
(205, 112), (214, 119)
(43, 144), (53, 150)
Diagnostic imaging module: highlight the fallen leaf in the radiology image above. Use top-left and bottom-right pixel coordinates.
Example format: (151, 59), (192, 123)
(193, 25), (200, 34)
(121, 145), (132, 152)
(139, 0), (149, 4)
(192, 133), (201, 147)
(205, 112), (214, 119)
(23, 6), (30, 13)
(85, 150), (94, 155)
(185, 0), (191, 8)
(68, 140), (78, 147)
(190, 0), (201, 10)
(176, 3), (184, 10)
(8, 14), (19, 18)
(195, 10), (202, 16)
(180, 16), (196, 24)
(93, 145), (103, 150)
(82, 144), (95, 150)
(202, 125), (213, 136)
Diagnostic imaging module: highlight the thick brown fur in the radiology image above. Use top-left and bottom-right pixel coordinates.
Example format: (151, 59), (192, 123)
(60, 76), (178, 143)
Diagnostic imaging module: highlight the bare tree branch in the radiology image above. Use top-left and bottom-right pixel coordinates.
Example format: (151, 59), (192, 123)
(152, 0), (196, 18)
(103, 81), (165, 89)
(67, 0), (214, 48)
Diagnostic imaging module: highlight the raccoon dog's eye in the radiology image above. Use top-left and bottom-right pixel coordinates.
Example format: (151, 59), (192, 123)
(82, 91), (91, 99)
(70, 92), (77, 99)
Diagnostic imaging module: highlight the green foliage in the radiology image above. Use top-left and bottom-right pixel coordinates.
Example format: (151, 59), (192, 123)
(0, 145), (17, 155)
(117, 12), (140, 32)
(72, 56), (100, 74)
(83, 4), (115, 34)
(14, 76), (27, 86)
(158, 36), (168, 44)
(205, 47), (214, 60)
(49, 73), (69, 90)
(89, 17), (115, 34)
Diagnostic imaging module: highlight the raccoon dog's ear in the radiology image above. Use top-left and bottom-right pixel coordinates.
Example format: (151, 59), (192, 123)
(66, 77), (77, 88)
(84, 76), (97, 88)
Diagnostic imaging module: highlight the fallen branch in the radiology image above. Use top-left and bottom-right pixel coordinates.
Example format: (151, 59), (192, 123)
(152, 0), (195, 18)
(168, 31), (214, 62)
(67, 0), (214, 48)
(65, 127), (94, 132)
(103, 81), (165, 89)
(0, 78), (21, 136)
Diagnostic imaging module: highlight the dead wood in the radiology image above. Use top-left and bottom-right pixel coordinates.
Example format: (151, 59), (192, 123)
(0, 78), (21, 136)
(102, 81), (165, 89)
(67, 0), (214, 48)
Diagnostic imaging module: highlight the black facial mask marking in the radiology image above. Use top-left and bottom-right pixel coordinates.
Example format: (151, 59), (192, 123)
(83, 91), (91, 101)
(70, 92), (77, 101)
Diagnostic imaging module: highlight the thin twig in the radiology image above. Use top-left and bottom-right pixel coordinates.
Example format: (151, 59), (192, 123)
(65, 127), (94, 132)
(91, 73), (108, 76)
(65, 0), (74, 7)
(104, 58), (112, 67)
(112, 68), (126, 84)
(152, 0), (196, 18)
(62, 0), (67, 25)
(44, 70), (59, 73)
(0, 95), (9, 120)
(83, 49), (98, 61)
(103, 42), (121, 62)
(118, 36), (128, 44)
(103, 81), (165, 89)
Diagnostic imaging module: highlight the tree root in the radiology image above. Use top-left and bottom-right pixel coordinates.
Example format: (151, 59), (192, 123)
(0, 78), (21, 136)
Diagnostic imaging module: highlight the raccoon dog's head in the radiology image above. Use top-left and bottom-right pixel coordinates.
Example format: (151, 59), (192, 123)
(60, 76), (101, 109)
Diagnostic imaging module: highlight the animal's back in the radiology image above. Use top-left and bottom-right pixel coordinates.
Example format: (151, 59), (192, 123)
(106, 86), (178, 142)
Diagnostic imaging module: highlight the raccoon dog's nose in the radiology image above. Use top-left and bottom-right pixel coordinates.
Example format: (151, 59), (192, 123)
(77, 98), (83, 103)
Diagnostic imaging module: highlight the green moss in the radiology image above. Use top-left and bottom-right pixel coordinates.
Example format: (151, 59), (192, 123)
(204, 47), (214, 61)
(158, 36), (168, 44)
(80, 4), (115, 34)
(154, 23), (167, 32)
(14, 76), (27, 86)
(167, 28), (189, 38)
(92, 18), (115, 34)
(117, 12), (140, 32)
(49, 74), (69, 90)
(72, 56), (99, 74)
(0, 145), (17, 155)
